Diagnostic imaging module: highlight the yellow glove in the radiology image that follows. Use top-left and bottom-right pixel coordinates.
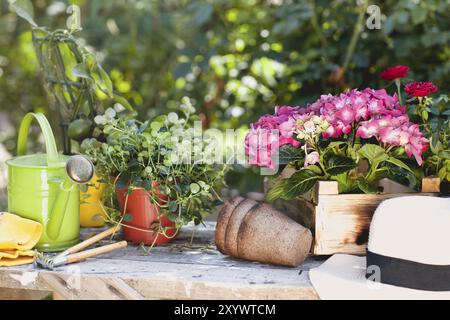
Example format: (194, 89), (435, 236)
(0, 212), (42, 251)
(0, 250), (35, 267)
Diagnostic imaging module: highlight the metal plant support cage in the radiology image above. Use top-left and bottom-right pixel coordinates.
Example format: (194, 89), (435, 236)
(32, 28), (97, 155)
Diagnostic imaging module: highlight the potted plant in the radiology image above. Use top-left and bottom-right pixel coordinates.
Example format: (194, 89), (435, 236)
(247, 88), (428, 199)
(403, 83), (449, 192)
(81, 98), (229, 247)
(379, 65), (449, 192)
(245, 82), (443, 254)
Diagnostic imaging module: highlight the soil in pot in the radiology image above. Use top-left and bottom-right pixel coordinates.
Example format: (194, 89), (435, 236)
(116, 187), (178, 245)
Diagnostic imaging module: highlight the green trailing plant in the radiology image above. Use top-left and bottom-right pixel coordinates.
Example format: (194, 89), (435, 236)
(81, 97), (229, 234)
(9, 0), (133, 154)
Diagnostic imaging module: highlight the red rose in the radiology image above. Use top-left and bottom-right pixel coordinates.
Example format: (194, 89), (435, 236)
(404, 81), (439, 97)
(380, 65), (409, 82)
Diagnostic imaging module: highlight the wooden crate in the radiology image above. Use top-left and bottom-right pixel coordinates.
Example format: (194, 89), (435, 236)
(274, 178), (440, 256)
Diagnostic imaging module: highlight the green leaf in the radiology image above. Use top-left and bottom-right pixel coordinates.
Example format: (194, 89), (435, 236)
(331, 173), (357, 194)
(143, 179), (152, 191)
(98, 66), (114, 96)
(173, 63), (191, 79)
(190, 183), (201, 194)
(387, 166), (418, 189)
(438, 150), (450, 160)
(168, 201), (178, 212)
(304, 164), (323, 175)
(357, 177), (378, 194)
(278, 145), (303, 164)
(188, 1), (214, 26)
(92, 65), (114, 98)
(123, 213), (133, 222)
(411, 7), (427, 25)
(358, 144), (389, 175)
(323, 154), (357, 175)
(367, 167), (389, 184)
(266, 169), (318, 202)
(430, 133), (441, 153)
(150, 121), (163, 131)
(9, 0), (37, 27)
(113, 94), (134, 111)
(72, 63), (92, 80)
(385, 157), (414, 174)
(322, 141), (346, 157)
(358, 144), (388, 165)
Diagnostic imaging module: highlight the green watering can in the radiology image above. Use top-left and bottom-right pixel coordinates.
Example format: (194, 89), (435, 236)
(6, 113), (82, 252)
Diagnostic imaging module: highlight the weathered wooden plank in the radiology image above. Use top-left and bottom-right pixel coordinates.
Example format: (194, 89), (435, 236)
(0, 222), (321, 300)
(0, 288), (52, 300)
(0, 257), (321, 300)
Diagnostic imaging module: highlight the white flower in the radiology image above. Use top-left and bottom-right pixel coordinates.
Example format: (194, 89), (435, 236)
(94, 115), (107, 125)
(104, 108), (117, 119)
(144, 167), (153, 175)
(180, 97), (196, 114)
(114, 103), (126, 113)
(168, 112), (179, 123)
(304, 120), (316, 134)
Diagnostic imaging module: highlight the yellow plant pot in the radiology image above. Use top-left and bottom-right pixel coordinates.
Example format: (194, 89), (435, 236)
(80, 175), (107, 227)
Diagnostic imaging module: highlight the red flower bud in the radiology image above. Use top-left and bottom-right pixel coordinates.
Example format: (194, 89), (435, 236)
(380, 65), (409, 82)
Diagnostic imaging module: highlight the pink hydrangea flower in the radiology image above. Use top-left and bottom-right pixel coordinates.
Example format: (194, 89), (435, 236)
(304, 88), (406, 140)
(246, 88), (428, 168)
(245, 106), (303, 168)
(336, 105), (356, 125)
(322, 125), (338, 139)
(356, 119), (380, 139)
(304, 152), (320, 167)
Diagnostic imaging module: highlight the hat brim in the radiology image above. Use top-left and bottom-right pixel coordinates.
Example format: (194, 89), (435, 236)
(309, 254), (450, 300)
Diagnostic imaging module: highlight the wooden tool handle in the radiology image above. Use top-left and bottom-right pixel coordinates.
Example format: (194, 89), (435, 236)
(66, 241), (127, 264)
(61, 225), (121, 256)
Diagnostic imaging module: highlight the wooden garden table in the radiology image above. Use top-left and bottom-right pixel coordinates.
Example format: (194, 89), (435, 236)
(0, 222), (321, 300)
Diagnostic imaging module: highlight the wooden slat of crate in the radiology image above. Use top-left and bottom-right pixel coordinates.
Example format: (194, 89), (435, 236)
(312, 180), (439, 255)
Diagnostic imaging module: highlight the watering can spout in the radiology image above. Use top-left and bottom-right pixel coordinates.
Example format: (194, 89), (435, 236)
(47, 156), (94, 240)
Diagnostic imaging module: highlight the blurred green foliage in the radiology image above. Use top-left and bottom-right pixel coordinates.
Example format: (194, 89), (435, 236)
(0, 0), (449, 192)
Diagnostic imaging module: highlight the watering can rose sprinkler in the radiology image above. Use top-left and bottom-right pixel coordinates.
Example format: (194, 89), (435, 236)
(7, 113), (94, 252)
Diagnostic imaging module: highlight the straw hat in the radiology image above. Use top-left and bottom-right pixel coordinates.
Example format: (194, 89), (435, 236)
(310, 196), (450, 300)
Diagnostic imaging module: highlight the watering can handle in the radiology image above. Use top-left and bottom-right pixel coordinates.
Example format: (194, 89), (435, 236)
(17, 113), (60, 166)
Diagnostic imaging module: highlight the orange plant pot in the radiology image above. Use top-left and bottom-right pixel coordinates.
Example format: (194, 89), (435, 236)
(115, 187), (178, 245)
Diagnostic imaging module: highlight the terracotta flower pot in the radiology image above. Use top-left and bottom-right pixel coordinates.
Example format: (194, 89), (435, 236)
(116, 187), (178, 245)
